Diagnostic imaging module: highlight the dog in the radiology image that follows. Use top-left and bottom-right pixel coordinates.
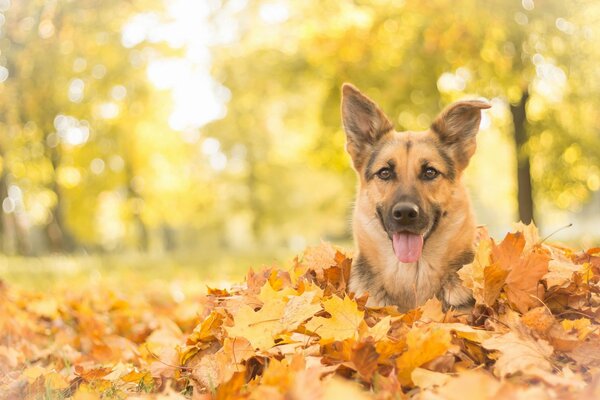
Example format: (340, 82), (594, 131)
(341, 83), (490, 312)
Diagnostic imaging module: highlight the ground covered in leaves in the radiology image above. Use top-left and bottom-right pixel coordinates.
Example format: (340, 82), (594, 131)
(2, 224), (600, 399)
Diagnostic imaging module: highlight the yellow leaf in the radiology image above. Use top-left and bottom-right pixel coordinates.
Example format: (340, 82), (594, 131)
(305, 295), (364, 344)
(411, 367), (451, 389)
(360, 315), (392, 341)
(419, 298), (445, 322)
(436, 370), (501, 400)
(281, 290), (322, 331)
(438, 323), (493, 343)
(562, 318), (592, 341)
(26, 298), (60, 319)
(45, 372), (70, 390)
(258, 281), (296, 305)
(458, 232), (492, 304)
(322, 376), (372, 400)
(225, 301), (286, 350)
(23, 365), (46, 383)
(396, 325), (453, 385)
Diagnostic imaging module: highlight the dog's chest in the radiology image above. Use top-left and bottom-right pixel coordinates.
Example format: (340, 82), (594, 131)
(377, 253), (442, 309)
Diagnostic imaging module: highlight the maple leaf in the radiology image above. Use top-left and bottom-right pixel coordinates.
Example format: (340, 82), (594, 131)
(359, 315), (392, 341)
(396, 325), (454, 386)
(458, 231), (491, 304)
(482, 331), (553, 377)
(503, 250), (550, 313)
(225, 301), (287, 350)
(512, 221), (540, 252)
(490, 232), (550, 313)
(225, 289), (321, 350)
(305, 295), (364, 344)
(281, 290), (322, 331)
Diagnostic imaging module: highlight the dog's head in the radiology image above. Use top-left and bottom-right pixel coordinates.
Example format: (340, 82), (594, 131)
(341, 83), (490, 263)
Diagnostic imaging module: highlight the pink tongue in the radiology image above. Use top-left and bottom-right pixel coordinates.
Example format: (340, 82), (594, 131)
(392, 232), (424, 263)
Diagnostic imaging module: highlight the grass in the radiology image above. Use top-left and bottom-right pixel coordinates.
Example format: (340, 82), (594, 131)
(0, 247), (299, 294)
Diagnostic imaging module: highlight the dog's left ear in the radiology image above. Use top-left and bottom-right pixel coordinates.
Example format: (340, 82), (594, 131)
(431, 100), (491, 170)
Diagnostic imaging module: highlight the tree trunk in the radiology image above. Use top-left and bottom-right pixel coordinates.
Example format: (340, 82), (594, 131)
(510, 90), (535, 224)
(46, 146), (76, 252)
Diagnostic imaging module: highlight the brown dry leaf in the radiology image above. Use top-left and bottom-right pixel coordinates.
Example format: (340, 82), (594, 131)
(544, 257), (587, 289)
(482, 263), (509, 306)
(482, 331), (553, 377)
(396, 324), (454, 385)
(302, 242), (338, 279)
(350, 340), (379, 380)
(305, 295), (364, 344)
(504, 250), (550, 313)
(492, 232), (525, 270)
(569, 338), (600, 367)
(3, 224), (600, 399)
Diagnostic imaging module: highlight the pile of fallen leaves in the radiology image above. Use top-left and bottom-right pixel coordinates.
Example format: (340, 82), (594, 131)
(2, 224), (600, 399)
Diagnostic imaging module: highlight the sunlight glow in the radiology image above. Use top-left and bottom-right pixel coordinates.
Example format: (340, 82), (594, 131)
(124, 0), (240, 131)
(54, 115), (90, 146)
(259, 2), (289, 24)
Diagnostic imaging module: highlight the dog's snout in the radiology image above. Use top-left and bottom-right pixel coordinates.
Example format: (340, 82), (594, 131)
(391, 202), (419, 225)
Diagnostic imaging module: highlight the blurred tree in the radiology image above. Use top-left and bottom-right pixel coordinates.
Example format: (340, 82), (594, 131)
(0, 0), (187, 253)
(207, 0), (600, 231)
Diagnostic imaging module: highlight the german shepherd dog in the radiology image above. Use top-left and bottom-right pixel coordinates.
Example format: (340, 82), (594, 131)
(341, 83), (490, 312)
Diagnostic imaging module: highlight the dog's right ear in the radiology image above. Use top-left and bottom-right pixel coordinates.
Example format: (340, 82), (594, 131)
(341, 83), (393, 170)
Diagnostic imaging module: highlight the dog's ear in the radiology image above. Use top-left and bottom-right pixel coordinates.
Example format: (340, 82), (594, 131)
(341, 83), (394, 170)
(431, 100), (491, 170)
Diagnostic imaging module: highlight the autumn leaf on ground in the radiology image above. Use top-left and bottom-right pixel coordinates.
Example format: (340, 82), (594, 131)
(396, 324), (455, 386)
(482, 331), (553, 377)
(225, 301), (287, 351)
(458, 229), (507, 307)
(491, 232), (550, 313)
(305, 295), (363, 344)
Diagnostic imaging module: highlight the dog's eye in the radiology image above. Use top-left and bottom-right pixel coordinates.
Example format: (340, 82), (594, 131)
(376, 167), (393, 180)
(422, 167), (439, 180)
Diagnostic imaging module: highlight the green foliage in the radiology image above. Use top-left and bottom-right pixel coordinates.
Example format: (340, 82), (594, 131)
(0, 0), (599, 255)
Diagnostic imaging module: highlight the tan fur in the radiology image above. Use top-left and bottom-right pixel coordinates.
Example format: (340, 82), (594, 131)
(342, 84), (490, 312)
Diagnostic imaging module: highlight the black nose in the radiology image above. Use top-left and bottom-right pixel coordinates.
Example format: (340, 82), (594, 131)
(392, 202), (419, 225)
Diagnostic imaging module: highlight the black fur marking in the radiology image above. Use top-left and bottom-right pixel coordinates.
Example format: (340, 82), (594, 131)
(405, 140), (412, 151)
(375, 205), (386, 233)
(364, 146), (383, 181)
(353, 254), (377, 289)
(436, 147), (456, 181)
(424, 204), (442, 241)
(448, 250), (475, 271)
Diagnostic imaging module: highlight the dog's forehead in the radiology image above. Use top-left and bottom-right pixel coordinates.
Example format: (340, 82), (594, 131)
(376, 130), (439, 154)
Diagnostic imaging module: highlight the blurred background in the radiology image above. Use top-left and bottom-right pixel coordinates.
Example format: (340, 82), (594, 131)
(1, 0), (599, 286)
